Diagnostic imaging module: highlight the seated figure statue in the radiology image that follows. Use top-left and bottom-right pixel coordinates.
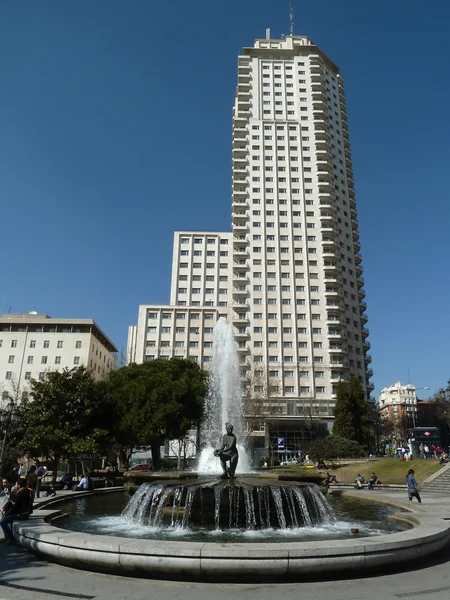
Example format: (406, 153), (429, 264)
(214, 423), (239, 478)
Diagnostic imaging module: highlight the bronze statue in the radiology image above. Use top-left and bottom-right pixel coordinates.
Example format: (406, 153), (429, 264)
(214, 423), (239, 478)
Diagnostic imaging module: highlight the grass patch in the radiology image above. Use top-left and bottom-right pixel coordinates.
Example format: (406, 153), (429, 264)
(272, 459), (444, 484)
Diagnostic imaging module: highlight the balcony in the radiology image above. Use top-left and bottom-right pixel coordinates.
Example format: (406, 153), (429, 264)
(360, 312), (368, 324)
(328, 330), (345, 340)
(361, 326), (370, 338)
(232, 286), (249, 298)
(350, 206), (357, 220)
(358, 287), (366, 299)
(355, 264), (363, 276)
(325, 288), (343, 299)
(237, 72), (250, 83)
(233, 224), (249, 234)
(366, 368), (374, 378)
(312, 88), (325, 101)
(357, 276), (365, 287)
(330, 359), (348, 368)
(232, 187), (248, 198)
(352, 229), (360, 241)
(233, 236), (249, 247)
(327, 302), (344, 313)
(364, 353), (372, 364)
(232, 301), (249, 309)
(320, 211), (337, 224)
(351, 218), (359, 230)
(346, 157), (353, 170)
(234, 329), (250, 339)
(233, 314), (250, 326)
(233, 275), (249, 285)
(233, 261), (249, 272)
(327, 316), (344, 326)
(317, 168), (333, 180)
(315, 148), (331, 162)
(232, 144), (247, 156)
(233, 157), (248, 169)
(354, 239), (361, 252)
(232, 211), (247, 225)
(324, 273), (340, 284)
(320, 224), (338, 237)
(310, 63), (323, 74)
(321, 238), (340, 251)
(233, 248), (249, 259)
(360, 300), (367, 311)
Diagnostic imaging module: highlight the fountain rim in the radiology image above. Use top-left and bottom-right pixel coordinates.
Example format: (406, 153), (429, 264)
(12, 488), (450, 581)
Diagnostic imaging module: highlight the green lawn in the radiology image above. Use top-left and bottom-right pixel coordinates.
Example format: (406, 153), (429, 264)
(272, 458), (444, 484)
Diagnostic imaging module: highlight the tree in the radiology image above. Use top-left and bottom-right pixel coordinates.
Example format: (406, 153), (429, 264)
(304, 436), (365, 465)
(105, 359), (207, 470)
(333, 378), (371, 447)
(10, 367), (107, 481)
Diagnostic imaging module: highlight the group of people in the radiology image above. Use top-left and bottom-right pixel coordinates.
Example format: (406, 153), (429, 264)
(354, 472), (381, 490)
(0, 463), (95, 543)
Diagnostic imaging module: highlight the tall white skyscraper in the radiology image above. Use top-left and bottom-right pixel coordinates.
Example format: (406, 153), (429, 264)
(128, 34), (373, 458)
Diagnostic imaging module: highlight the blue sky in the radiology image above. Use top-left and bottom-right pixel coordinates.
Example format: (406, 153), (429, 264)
(1, 1), (449, 398)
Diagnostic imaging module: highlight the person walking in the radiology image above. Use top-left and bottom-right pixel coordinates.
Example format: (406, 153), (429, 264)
(406, 468), (422, 503)
(25, 465), (38, 501)
(35, 460), (46, 499)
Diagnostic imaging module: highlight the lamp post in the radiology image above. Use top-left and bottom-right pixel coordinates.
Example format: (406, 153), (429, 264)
(413, 386), (430, 428)
(0, 399), (19, 477)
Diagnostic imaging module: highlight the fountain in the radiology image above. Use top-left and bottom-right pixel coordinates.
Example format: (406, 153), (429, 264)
(16, 317), (442, 582)
(122, 317), (332, 535)
(198, 317), (251, 475)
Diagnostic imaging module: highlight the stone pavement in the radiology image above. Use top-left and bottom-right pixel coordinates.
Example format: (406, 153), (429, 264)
(1, 489), (450, 600)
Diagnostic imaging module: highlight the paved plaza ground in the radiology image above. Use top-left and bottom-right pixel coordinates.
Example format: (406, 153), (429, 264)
(1, 490), (450, 600)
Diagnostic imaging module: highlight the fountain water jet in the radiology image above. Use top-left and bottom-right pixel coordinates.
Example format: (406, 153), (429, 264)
(197, 317), (251, 474)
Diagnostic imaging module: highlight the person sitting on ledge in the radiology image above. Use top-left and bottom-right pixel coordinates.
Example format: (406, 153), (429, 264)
(367, 472), (381, 490)
(355, 473), (365, 489)
(72, 473), (93, 492)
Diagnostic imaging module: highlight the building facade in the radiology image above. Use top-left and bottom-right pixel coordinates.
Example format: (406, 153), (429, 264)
(128, 33), (373, 455)
(0, 313), (117, 405)
(377, 382), (418, 435)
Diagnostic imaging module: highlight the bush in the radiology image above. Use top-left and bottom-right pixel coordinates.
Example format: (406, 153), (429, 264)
(304, 436), (365, 465)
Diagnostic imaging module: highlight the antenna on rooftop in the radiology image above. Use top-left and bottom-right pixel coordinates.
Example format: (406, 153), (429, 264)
(265, 28), (271, 40)
(289, 3), (294, 36)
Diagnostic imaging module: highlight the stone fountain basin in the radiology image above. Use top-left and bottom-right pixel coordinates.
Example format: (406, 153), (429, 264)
(12, 489), (450, 582)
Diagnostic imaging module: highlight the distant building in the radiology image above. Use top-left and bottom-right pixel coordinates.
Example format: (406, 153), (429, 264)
(0, 312), (117, 405)
(378, 382), (418, 435)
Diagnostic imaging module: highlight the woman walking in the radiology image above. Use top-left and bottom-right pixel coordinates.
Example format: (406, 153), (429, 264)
(406, 468), (422, 503)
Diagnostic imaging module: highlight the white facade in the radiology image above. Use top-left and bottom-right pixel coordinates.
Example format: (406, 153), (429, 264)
(378, 381), (418, 424)
(0, 313), (117, 405)
(128, 34), (373, 445)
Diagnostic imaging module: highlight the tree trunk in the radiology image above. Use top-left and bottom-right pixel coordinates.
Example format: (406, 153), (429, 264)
(52, 457), (59, 483)
(150, 440), (161, 471)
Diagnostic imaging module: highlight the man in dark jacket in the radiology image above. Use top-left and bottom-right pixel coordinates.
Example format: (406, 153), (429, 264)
(0, 479), (32, 543)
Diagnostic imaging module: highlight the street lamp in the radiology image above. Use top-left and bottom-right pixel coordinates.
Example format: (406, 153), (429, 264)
(0, 399), (19, 477)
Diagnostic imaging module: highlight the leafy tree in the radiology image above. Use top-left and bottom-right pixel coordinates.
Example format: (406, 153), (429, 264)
(333, 378), (371, 447)
(105, 359), (207, 470)
(304, 436), (365, 465)
(10, 367), (107, 481)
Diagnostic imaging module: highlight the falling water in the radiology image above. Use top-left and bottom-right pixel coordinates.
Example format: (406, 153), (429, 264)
(123, 481), (330, 531)
(197, 317), (251, 474)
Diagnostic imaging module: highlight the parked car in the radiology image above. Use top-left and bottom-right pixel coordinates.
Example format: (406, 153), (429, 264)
(129, 464), (152, 471)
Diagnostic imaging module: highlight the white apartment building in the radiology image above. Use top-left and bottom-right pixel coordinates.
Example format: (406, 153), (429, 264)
(128, 33), (373, 456)
(378, 382), (418, 433)
(0, 313), (117, 405)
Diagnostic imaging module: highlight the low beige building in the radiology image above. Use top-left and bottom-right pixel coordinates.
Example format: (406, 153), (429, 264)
(0, 312), (117, 405)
